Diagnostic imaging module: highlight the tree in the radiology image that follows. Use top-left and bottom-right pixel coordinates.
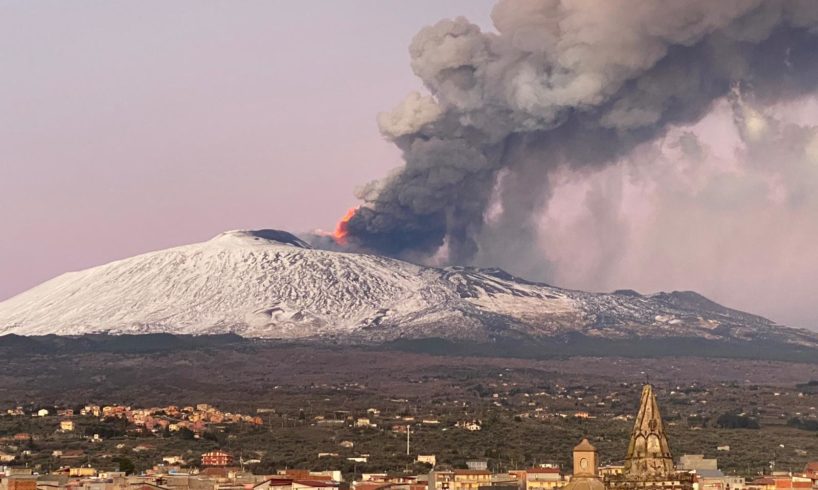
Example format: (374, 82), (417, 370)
(715, 413), (759, 429)
(178, 427), (196, 440)
(113, 456), (135, 475)
(787, 417), (818, 431)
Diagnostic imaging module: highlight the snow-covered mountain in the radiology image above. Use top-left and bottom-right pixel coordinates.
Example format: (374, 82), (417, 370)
(0, 229), (815, 347)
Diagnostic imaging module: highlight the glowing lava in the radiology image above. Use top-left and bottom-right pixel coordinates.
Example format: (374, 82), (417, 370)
(333, 207), (358, 245)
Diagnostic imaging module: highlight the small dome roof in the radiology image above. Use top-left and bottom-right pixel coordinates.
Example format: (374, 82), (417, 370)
(563, 478), (605, 490)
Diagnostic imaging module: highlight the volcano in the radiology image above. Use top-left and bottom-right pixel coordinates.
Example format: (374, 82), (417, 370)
(0, 229), (816, 350)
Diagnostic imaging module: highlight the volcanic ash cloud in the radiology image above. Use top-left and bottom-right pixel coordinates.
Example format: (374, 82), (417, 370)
(341, 0), (818, 274)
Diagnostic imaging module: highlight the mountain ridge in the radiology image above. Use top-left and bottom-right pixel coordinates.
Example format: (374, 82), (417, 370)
(0, 229), (815, 349)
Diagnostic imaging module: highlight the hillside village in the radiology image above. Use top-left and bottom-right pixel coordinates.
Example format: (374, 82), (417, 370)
(0, 380), (817, 490)
(0, 385), (818, 490)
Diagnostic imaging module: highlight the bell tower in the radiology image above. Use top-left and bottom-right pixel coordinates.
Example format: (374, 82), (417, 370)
(573, 438), (598, 478)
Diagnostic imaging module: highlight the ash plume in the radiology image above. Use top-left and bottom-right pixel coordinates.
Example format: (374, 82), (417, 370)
(344, 0), (818, 267)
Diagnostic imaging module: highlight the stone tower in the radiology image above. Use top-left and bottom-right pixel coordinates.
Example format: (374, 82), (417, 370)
(564, 438), (605, 490)
(623, 384), (675, 479)
(573, 438), (598, 478)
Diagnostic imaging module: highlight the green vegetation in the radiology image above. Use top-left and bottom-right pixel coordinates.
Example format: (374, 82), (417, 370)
(714, 413), (760, 429)
(787, 417), (818, 431)
(113, 456), (135, 474)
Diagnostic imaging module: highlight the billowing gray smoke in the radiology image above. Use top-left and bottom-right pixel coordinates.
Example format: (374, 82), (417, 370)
(345, 0), (818, 266)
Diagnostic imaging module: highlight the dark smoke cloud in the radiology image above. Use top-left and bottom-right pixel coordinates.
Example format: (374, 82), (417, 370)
(345, 0), (818, 267)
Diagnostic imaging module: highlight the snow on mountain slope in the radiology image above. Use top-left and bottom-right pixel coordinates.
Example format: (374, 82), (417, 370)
(0, 229), (815, 346)
(0, 230), (436, 337)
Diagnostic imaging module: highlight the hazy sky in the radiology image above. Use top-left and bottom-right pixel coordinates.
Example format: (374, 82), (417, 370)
(2, 1), (817, 331)
(0, 1), (493, 299)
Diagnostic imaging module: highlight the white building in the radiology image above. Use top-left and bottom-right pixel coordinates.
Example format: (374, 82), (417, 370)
(417, 455), (437, 466)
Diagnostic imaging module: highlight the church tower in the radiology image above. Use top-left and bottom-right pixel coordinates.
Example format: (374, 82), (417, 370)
(623, 384), (675, 478)
(606, 384), (693, 490)
(562, 438), (605, 490)
(573, 438), (598, 478)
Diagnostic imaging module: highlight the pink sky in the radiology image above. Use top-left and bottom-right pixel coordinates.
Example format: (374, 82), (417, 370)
(0, 1), (493, 299)
(2, 2), (817, 331)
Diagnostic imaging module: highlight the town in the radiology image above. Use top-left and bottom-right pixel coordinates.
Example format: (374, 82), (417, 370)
(0, 379), (816, 490)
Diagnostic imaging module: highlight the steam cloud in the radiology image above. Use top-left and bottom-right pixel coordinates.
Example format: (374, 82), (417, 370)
(345, 0), (818, 272)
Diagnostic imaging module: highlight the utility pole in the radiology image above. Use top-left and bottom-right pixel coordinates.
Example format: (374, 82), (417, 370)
(406, 425), (411, 456)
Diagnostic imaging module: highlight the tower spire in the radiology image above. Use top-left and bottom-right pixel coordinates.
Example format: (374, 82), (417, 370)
(623, 384), (674, 479)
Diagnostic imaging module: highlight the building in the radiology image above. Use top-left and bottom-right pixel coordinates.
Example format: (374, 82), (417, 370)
(417, 455), (437, 467)
(456, 420), (482, 431)
(525, 468), (564, 490)
(574, 439), (598, 476)
(599, 466), (624, 478)
(746, 475), (812, 490)
(605, 384), (694, 490)
(560, 439), (604, 490)
(355, 477), (426, 490)
(693, 470), (745, 490)
(60, 449), (86, 460)
(277, 470), (342, 483)
(59, 420), (75, 432)
(489, 473), (520, 490)
(162, 455), (184, 465)
(68, 467), (98, 477)
(677, 455), (743, 490)
(478, 485), (519, 490)
(429, 471), (492, 490)
(452, 471), (492, 490)
(201, 450), (232, 467)
(1, 471), (37, 490)
(255, 478), (300, 490)
(254, 478), (342, 490)
(678, 456), (718, 472)
(805, 462), (818, 485)
(429, 470), (454, 490)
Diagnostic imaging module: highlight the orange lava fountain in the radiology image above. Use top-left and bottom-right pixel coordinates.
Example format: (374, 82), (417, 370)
(333, 207), (358, 245)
